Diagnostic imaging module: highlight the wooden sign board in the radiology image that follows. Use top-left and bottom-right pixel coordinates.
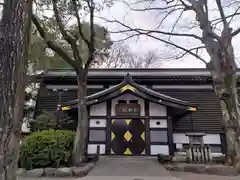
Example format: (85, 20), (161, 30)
(115, 103), (141, 116)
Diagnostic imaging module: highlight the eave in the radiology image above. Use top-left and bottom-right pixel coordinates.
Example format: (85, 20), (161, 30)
(32, 68), (240, 85)
(61, 74), (198, 117)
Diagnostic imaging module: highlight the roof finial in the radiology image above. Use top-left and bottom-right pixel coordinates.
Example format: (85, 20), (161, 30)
(124, 73), (133, 83)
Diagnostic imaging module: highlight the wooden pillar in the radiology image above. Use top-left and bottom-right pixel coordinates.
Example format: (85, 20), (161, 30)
(106, 100), (111, 154)
(86, 106), (90, 155)
(144, 99), (150, 155)
(220, 133), (226, 154)
(167, 114), (174, 156)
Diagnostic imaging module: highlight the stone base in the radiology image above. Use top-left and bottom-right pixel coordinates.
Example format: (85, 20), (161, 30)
(164, 163), (239, 176)
(17, 163), (95, 177)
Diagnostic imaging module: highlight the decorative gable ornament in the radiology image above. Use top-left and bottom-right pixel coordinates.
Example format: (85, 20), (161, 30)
(120, 84), (136, 92)
(187, 106), (197, 112)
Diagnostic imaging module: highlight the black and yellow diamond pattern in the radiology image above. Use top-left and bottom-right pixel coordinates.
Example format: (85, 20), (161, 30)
(111, 119), (145, 155)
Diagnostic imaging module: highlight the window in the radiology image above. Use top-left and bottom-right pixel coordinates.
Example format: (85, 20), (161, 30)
(118, 100), (127, 104)
(129, 100), (138, 104)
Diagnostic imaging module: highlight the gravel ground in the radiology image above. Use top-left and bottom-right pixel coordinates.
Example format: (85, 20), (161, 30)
(170, 171), (240, 180)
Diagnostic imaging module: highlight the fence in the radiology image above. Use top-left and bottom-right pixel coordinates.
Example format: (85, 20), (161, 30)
(186, 145), (212, 163)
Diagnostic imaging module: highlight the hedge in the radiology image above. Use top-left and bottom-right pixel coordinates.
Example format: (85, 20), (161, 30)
(19, 130), (75, 170)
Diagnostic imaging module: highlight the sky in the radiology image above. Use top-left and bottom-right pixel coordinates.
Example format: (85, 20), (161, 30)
(95, 0), (240, 68)
(0, 0), (239, 68)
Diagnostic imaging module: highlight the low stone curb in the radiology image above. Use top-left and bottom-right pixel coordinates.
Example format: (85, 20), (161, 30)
(164, 163), (239, 176)
(17, 163), (95, 177)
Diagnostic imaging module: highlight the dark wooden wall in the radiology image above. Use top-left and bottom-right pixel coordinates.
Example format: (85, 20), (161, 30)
(36, 86), (101, 115)
(157, 89), (222, 133)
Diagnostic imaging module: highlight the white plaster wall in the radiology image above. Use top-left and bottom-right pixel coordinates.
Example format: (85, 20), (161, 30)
(90, 102), (106, 116)
(173, 133), (221, 145)
(89, 119), (106, 127)
(111, 94), (145, 116)
(87, 144), (106, 154)
(150, 145), (169, 155)
(149, 119), (167, 128)
(173, 133), (190, 144)
(149, 102), (166, 116)
(212, 153), (225, 157)
(203, 134), (221, 144)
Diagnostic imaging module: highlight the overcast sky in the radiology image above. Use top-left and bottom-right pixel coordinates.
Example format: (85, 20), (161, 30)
(1, 1), (239, 69)
(96, 0), (240, 68)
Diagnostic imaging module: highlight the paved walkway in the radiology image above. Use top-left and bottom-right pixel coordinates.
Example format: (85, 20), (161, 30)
(18, 156), (240, 180)
(80, 156), (179, 180)
(89, 156), (171, 176)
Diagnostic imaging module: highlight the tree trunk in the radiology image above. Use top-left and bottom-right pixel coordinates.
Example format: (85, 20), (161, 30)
(209, 48), (240, 168)
(72, 74), (88, 166)
(213, 71), (240, 168)
(202, 23), (240, 168)
(0, 0), (28, 180)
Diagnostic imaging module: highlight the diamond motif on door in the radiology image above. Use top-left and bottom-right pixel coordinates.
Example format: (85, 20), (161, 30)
(111, 119), (145, 155)
(125, 119), (131, 125)
(111, 132), (116, 140)
(124, 131), (132, 142)
(141, 132), (145, 141)
(124, 148), (132, 155)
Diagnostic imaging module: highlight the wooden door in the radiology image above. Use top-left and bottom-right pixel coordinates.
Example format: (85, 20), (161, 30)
(111, 119), (145, 155)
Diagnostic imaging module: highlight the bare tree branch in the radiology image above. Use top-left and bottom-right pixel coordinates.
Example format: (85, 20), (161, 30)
(84, 0), (96, 70)
(183, 1), (222, 45)
(32, 15), (79, 73)
(168, 8), (184, 41)
(212, 12), (240, 25)
(52, 0), (82, 65)
(232, 28), (240, 37)
(96, 42), (164, 68)
(104, 18), (203, 41)
(72, 0), (90, 47)
(102, 17), (207, 64)
(215, 0), (228, 27)
(156, 7), (184, 29)
(120, 0), (182, 11)
(112, 32), (141, 43)
(141, 33), (207, 64)
(176, 45), (206, 59)
(228, 6), (240, 24)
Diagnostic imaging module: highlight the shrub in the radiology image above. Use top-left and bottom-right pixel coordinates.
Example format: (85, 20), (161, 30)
(19, 129), (75, 170)
(29, 111), (57, 131)
(29, 111), (77, 131)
